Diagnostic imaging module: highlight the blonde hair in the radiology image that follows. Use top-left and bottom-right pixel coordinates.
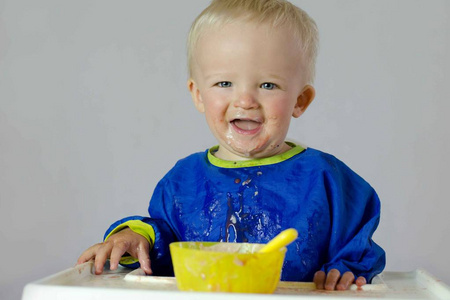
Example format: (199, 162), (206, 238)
(187, 0), (319, 84)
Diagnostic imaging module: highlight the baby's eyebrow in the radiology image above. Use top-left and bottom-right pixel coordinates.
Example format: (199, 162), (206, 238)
(265, 74), (286, 81)
(204, 73), (233, 81)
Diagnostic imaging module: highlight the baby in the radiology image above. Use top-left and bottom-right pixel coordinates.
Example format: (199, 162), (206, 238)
(78, 0), (385, 291)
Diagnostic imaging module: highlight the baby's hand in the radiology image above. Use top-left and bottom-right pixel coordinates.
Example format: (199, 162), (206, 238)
(77, 227), (152, 275)
(313, 269), (366, 290)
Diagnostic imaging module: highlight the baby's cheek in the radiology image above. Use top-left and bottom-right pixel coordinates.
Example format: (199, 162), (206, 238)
(266, 115), (284, 128)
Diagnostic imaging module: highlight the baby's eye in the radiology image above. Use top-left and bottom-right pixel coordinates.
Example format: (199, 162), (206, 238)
(217, 81), (232, 88)
(261, 82), (276, 90)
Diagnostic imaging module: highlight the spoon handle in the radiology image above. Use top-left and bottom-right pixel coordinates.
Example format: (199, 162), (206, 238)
(258, 228), (298, 253)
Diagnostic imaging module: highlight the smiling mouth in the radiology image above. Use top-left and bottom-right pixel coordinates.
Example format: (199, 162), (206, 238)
(231, 119), (262, 134)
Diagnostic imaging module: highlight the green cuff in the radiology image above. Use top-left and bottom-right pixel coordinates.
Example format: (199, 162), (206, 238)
(208, 142), (305, 168)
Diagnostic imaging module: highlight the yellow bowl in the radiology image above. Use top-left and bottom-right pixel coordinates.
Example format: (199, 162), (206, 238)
(169, 241), (286, 293)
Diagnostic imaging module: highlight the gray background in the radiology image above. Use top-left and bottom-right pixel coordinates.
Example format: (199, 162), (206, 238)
(1, 0), (449, 299)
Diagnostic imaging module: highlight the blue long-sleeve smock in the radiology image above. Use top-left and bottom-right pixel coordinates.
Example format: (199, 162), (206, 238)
(105, 144), (385, 281)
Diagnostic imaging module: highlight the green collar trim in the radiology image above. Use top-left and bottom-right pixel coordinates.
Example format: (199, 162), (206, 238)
(207, 142), (305, 168)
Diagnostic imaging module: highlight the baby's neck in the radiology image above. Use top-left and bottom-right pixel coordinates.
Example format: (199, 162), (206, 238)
(213, 142), (293, 161)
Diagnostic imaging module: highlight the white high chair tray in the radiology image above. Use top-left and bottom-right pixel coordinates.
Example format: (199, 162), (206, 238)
(22, 261), (450, 300)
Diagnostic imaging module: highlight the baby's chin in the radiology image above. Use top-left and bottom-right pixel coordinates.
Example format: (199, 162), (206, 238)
(217, 138), (284, 161)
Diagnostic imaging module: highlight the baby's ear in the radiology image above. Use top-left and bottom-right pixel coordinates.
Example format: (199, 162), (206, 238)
(187, 79), (205, 113)
(293, 85), (315, 118)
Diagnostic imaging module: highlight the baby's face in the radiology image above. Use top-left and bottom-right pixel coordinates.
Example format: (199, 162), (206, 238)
(189, 21), (314, 160)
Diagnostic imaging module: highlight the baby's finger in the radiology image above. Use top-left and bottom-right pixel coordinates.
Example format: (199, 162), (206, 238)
(77, 244), (99, 265)
(336, 271), (355, 290)
(313, 270), (326, 289)
(136, 244), (152, 275)
(77, 252), (92, 265)
(324, 269), (340, 291)
(355, 276), (367, 287)
(93, 244), (112, 275)
(109, 243), (129, 271)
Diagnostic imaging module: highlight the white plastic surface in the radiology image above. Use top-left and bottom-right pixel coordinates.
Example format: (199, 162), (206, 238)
(22, 262), (450, 300)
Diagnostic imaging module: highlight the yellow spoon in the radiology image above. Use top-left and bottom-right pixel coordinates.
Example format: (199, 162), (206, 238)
(258, 228), (298, 253)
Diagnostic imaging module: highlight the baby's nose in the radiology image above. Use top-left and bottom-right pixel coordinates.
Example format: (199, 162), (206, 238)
(233, 91), (260, 109)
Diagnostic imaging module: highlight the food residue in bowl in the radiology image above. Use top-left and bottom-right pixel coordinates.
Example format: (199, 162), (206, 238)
(198, 242), (262, 254)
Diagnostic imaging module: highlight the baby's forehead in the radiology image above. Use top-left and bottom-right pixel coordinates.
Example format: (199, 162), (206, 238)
(195, 20), (302, 58)
(198, 19), (300, 47)
(191, 21), (305, 79)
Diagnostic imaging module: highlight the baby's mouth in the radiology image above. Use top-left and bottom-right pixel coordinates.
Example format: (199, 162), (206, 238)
(231, 119), (262, 134)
